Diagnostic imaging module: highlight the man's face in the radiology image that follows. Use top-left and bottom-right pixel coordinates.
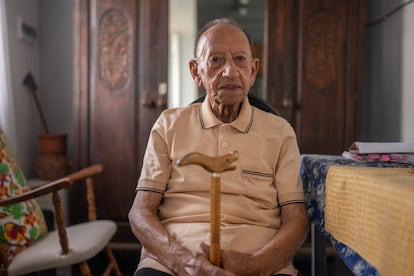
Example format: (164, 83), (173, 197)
(190, 24), (259, 106)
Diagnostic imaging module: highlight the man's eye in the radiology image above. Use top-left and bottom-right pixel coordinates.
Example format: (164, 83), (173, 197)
(235, 56), (246, 62)
(211, 56), (220, 63)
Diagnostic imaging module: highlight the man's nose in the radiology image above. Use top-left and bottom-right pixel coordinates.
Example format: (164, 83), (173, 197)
(222, 60), (239, 78)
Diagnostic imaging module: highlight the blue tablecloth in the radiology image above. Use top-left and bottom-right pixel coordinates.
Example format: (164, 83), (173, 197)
(300, 154), (410, 276)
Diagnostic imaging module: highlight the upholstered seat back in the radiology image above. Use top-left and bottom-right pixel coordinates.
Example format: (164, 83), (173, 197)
(0, 129), (48, 261)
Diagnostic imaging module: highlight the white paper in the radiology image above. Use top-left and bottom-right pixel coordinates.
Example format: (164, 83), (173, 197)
(349, 142), (414, 154)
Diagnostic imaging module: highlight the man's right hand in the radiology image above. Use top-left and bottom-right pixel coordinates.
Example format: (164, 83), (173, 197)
(182, 253), (237, 276)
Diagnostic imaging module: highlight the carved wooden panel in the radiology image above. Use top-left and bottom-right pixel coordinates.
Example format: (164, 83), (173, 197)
(99, 9), (130, 90)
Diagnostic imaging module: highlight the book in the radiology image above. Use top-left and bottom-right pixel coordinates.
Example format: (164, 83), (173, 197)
(349, 142), (414, 154)
(342, 151), (414, 165)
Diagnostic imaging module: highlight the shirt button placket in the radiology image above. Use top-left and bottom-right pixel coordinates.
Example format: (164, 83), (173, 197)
(219, 124), (231, 155)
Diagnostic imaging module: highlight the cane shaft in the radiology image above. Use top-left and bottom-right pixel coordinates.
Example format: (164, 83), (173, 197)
(176, 152), (239, 267)
(210, 173), (221, 266)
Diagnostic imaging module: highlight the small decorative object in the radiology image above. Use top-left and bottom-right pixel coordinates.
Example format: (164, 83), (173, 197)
(34, 133), (69, 180)
(23, 72), (69, 180)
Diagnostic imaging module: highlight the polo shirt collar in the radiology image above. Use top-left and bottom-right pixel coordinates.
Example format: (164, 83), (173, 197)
(200, 96), (253, 133)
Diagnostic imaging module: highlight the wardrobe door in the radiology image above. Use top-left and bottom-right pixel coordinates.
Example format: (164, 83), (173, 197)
(72, 0), (168, 252)
(264, 0), (364, 154)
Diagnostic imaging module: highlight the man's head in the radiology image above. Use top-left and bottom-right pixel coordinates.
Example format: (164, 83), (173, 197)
(189, 18), (259, 110)
(193, 18), (254, 58)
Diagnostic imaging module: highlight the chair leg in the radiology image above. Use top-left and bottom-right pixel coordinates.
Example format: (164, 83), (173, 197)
(102, 246), (122, 276)
(79, 261), (92, 276)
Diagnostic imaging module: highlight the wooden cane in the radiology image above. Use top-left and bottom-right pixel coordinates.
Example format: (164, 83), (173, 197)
(177, 151), (238, 266)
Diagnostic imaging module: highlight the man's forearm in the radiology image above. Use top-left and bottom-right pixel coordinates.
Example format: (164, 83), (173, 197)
(250, 203), (310, 275)
(128, 192), (200, 275)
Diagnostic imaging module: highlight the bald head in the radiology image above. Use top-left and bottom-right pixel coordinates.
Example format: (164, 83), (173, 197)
(194, 18), (254, 59)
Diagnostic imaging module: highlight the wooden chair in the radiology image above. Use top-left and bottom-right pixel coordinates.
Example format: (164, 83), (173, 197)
(0, 129), (121, 276)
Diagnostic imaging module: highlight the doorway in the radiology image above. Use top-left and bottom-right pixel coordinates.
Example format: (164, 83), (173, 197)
(197, 0), (266, 98)
(168, 0), (266, 108)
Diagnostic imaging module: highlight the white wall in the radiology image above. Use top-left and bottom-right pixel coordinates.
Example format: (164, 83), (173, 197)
(169, 0), (197, 107)
(4, 0), (73, 177)
(401, 5), (414, 141)
(38, 0), (73, 153)
(363, 0), (414, 142)
(5, 0), (40, 176)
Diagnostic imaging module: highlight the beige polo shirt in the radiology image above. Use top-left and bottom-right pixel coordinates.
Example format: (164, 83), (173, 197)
(136, 96), (304, 275)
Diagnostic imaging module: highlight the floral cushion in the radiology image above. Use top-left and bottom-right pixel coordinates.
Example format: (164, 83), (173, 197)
(0, 129), (47, 261)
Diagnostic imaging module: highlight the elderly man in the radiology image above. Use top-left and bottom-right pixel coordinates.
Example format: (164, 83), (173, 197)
(129, 18), (310, 276)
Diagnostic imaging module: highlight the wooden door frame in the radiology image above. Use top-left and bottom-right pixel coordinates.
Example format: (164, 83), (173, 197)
(73, 0), (90, 171)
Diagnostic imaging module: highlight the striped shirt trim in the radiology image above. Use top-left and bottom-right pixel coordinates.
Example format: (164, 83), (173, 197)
(136, 187), (165, 194)
(242, 107), (254, 133)
(242, 169), (273, 178)
(199, 105), (205, 129)
(279, 200), (305, 207)
(198, 100), (254, 133)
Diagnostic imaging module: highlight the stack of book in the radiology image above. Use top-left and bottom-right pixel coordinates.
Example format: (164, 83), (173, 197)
(342, 142), (414, 165)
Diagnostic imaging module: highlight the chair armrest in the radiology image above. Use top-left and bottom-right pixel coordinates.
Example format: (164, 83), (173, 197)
(0, 164), (103, 206)
(0, 164), (103, 256)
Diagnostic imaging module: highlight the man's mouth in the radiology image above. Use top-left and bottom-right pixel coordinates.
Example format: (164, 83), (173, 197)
(220, 84), (240, 89)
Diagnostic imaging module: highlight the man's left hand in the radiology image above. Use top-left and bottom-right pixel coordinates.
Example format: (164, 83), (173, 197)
(200, 242), (275, 276)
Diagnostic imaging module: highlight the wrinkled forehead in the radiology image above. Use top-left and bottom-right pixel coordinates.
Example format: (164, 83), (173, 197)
(195, 24), (252, 59)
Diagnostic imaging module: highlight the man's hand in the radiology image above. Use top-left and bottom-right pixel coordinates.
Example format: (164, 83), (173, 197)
(198, 203), (309, 275)
(200, 203), (309, 276)
(182, 252), (237, 276)
(200, 242), (281, 276)
(129, 191), (237, 276)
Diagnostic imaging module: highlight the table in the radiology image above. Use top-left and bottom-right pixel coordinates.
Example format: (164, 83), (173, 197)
(300, 154), (413, 276)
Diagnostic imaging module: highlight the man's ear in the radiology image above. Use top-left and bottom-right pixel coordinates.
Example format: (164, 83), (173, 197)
(189, 59), (202, 86)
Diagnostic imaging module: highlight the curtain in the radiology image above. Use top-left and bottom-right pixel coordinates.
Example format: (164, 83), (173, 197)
(0, 0), (16, 151)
